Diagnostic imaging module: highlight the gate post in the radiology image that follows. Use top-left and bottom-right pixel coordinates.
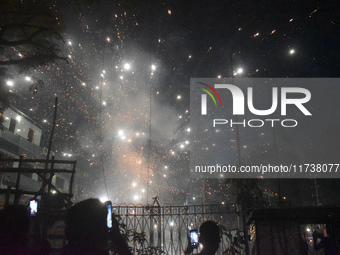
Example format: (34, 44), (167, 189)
(149, 205), (154, 248)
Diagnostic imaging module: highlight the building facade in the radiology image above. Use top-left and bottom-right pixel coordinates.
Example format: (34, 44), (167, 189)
(0, 106), (77, 206)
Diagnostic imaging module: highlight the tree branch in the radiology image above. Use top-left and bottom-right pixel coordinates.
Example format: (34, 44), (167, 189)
(0, 27), (52, 46)
(0, 54), (68, 66)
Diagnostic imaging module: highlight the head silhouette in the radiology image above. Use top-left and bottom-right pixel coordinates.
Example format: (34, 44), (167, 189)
(199, 220), (220, 247)
(65, 198), (108, 249)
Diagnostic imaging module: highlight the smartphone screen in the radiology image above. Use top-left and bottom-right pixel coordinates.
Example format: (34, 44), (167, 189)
(29, 200), (38, 216)
(190, 229), (199, 247)
(105, 201), (112, 230)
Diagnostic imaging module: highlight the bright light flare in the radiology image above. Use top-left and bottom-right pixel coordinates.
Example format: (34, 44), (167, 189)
(234, 68), (244, 76)
(124, 63), (131, 70)
(6, 80), (14, 86)
(99, 196), (108, 203)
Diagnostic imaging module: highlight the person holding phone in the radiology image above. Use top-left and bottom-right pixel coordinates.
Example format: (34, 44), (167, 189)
(63, 198), (109, 255)
(63, 198), (132, 255)
(183, 220), (220, 255)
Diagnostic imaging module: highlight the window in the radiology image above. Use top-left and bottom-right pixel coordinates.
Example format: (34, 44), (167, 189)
(9, 118), (17, 133)
(27, 128), (34, 143)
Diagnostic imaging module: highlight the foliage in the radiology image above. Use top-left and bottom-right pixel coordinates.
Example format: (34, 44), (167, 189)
(226, 178), (267, 213)
(111, 214), (165, 255)
(224, 159), (266, 214)
(220, 225), (245, 255)
(0, 0), (67, 72)
(0, 0), (68, 129)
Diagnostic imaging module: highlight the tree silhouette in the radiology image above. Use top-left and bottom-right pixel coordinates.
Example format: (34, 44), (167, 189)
(0, 0), (68, 129)
(0, 0), (67, 71)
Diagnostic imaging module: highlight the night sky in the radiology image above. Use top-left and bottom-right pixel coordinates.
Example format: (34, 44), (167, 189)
(4, 0), (340, 205)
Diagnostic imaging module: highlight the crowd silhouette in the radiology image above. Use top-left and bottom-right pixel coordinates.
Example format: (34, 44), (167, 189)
(3, 198), (336, 255)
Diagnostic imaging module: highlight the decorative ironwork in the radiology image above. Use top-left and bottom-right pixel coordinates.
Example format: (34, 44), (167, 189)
(112, 201), (244, 255)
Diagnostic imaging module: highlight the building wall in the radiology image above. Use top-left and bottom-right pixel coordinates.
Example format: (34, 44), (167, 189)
(1, 106), (41, 193)
(2, 107), (42, 146)
(0, 106), (77, 202)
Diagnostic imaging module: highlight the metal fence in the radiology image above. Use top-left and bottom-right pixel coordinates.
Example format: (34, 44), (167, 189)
(112, 201), (245, 255)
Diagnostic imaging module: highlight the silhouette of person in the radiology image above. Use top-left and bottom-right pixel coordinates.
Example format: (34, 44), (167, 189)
(63, 198), (110, 255)
(0, 205), (30, 255)
(62, 198), (132, 255)
(313, 225), (336, 255)
(184, 220), (220, 255)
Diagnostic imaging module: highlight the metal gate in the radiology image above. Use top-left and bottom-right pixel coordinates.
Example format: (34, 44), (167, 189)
(112, 200), (245, 255)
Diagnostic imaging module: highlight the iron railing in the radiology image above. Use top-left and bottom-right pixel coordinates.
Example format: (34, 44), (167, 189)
(112, 202), (244, 255)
